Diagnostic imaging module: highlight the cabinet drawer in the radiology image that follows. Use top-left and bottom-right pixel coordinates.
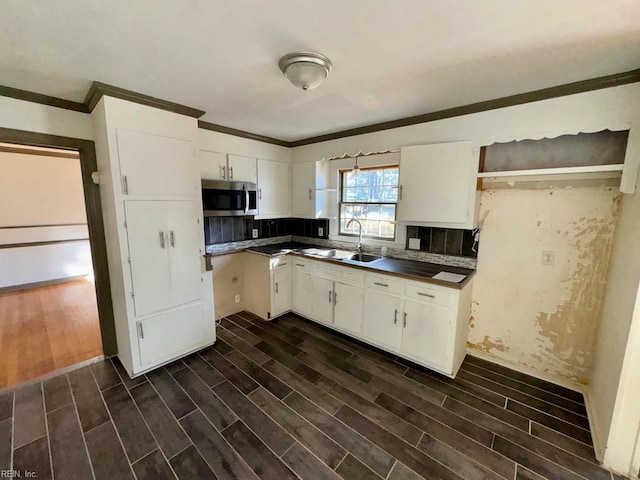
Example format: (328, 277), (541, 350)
(365, 274), (404, 295)
(315, 264), (363, 286)
(405, 283), (455, 307)
(271, 257), (290, 269)
(292, 258), (312, 270)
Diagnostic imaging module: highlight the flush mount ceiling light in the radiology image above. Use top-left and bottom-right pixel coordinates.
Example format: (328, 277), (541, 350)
(278, 52), (332, 91)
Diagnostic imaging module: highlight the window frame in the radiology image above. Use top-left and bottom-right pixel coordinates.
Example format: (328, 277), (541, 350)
(338, 164), (399, 242)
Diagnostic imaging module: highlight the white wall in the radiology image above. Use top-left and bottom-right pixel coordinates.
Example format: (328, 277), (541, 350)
(589, 165), (640, 470)
(0, 96), (93, 140)
(0, 150), (92, 288)
(197, 128), (291, 163)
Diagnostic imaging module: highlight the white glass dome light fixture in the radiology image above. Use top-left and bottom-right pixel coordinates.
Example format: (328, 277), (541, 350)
(278, 52), (333, 91)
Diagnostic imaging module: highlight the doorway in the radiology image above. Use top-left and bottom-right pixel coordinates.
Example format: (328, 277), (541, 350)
(0, 128), (115, 389)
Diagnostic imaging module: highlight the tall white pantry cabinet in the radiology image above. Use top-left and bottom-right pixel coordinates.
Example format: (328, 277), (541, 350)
(92, 96), (215, 377)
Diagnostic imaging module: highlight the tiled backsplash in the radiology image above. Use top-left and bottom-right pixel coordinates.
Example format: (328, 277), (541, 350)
(406, 226), (478, 258)
(204, 217), (329, 245)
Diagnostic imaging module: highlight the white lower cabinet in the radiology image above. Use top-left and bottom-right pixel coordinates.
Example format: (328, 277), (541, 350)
(137, 303), (207, 367)
(363, 290), (403, 351)
(402, 299), (453, 369)
(291, 261), (313, 316)
(272, 261), (291, 317)
(311, 276), (334, 324)
(289, 260), (472, 378)
(333, 282), (364, 334)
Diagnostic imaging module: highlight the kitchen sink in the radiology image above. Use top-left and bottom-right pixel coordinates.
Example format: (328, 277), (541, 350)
(299, 248), (383, 264)
(343, 253), (383, 263)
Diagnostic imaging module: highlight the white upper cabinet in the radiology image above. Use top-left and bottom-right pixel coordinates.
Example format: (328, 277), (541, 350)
(257, 159), (290, 218)
(291, 162), (316, 218)
(199, 150), (257, 183)
(228, 154), (257, 183)
(116, 129), (198, 197)
(397, 141), (480, 229)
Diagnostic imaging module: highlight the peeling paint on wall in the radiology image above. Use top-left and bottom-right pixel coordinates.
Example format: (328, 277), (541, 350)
(468, 187), (619, 383)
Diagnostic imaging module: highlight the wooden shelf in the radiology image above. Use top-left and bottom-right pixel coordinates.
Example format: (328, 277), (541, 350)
(477, 164), (624, 178)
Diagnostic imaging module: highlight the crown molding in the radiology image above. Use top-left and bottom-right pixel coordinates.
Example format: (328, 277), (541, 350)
(287, 68), (640, 147)
(84, 82), (205, 118)
(197, 121), (290, 148)
(0, 84), (88, 113)
(1, 68), (639, 148)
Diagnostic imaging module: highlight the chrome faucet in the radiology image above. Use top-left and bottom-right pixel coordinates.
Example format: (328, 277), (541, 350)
(346, 218), (363, 253)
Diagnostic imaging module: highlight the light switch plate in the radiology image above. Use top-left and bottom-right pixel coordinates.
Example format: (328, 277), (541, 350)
(409, 238), (421, 250)
(252, 229), (259, 239)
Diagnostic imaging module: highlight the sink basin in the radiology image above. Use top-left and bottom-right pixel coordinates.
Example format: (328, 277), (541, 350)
(343, 253), (383, 263)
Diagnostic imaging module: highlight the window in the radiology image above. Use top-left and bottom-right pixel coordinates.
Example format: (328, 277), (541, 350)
(339, 165), (399, 240)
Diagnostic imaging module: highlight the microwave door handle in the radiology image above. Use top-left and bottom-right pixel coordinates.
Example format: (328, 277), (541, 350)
(244, 185), (249, 214)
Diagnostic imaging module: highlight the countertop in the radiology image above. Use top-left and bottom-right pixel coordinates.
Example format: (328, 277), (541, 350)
(244, 242), (475, 289)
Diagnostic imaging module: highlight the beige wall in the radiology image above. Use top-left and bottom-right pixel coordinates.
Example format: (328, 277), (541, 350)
(588, 166), (640, 465)
(469, 187), (620, 383)
(210, 252), (246, 318)
(0, 151), (87, 227)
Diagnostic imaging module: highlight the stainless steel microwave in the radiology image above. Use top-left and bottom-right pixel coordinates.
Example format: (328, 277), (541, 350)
(201, 180), (258, 217)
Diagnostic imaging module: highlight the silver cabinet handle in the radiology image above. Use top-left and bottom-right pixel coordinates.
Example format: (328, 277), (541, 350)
(399, 184), (403, 200)
(417, 292), (435, 299)
(170, 231), (175, 247)
(221, 165), (226, 179)
(295, 263), (305, 267)
(275, 282), (279, 294)
(374, 282), (389, 287)
(394, 309), (398, 324)
(403, 312), (407, 328)
(328, 290), (332, 303)
(308, 188), (312, 200)
(334, 291), (338, 305)
(122, 175), (128, 194)
(159, 231), (165, 248)
(229, 166), (234, 180)
(258, 188), (262, 200)
(138, 323), (144, 339)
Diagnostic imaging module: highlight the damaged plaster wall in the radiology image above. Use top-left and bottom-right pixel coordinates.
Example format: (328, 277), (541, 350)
(468, 187), (620, 383)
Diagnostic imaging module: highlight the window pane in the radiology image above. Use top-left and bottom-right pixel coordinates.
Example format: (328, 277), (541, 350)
(343, 187), (356, 201)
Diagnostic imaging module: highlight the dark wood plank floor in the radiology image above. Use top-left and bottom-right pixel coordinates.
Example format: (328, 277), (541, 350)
(0, 311), (624, 480)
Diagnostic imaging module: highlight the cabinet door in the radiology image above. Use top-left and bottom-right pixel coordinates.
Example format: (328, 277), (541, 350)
(167, 201), (203, 307)
(199, 150), (227, 180)
(257, 159), (290, 217)
(228, 154), (257, 183)
(397, 142), (477, 225)
(363, 290), (403, 351)
(311, 277), (334, 325)
(117, 129), (197, 197)
(291, 162), (315, 218)
(402, 299), (453, 368)
(273, 268), (291, 317)
(291, 270), (312, 316)
(333, 282), (364, 335)
(137, 302), (207, 369)
(124, 201), (172, 316)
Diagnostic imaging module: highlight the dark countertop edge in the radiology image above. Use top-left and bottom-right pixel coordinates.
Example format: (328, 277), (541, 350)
(285, 251), (476, 290)
(206, 243), (476, 290)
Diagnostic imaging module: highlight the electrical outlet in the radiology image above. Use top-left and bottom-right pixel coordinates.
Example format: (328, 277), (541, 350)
(235, 294), (240, 304)
(252, 228), (259, 239)
(541, 250), (555, 266)
(318, 227), (324, 237)
(408, 238), (421, 250)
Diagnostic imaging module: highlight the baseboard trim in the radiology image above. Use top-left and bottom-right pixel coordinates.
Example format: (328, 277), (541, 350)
(465, 349), (585, 393)
(0, 275), (90, 293)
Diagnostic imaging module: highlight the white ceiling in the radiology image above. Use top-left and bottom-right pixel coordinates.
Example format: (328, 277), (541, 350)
(1, 0), (639, 142)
